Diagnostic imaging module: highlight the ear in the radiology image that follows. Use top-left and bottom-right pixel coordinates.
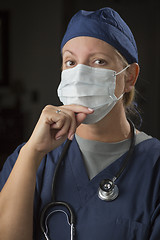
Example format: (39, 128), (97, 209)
(124, 63), (140, 93)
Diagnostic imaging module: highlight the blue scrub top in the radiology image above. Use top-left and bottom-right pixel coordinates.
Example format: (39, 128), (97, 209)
(1, 137), (160, 240)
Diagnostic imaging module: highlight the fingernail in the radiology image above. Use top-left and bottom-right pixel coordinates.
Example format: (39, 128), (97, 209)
(88, 108), (94, 112)
(69, 134), (74, 141)
(56, 136), (62, 140)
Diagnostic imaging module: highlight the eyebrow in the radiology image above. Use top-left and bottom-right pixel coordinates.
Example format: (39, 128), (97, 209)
(62, 50), (75, 56)
(89, 52), (111, 58)
(62, 50), (112, 59)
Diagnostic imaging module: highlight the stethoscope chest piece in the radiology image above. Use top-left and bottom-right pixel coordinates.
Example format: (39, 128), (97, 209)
(98, 179), (119, 201)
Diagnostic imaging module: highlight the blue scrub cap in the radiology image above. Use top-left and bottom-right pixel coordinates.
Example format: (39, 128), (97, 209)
(61, 7), (138, 64)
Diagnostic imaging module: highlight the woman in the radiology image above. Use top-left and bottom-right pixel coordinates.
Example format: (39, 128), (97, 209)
(0, 7), (160, 240)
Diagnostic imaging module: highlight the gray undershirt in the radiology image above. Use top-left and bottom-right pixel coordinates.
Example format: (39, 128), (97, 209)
(75, 132), (152, 180)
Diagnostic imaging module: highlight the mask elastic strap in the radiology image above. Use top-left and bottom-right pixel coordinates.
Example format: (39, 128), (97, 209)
(117, 93), (124, 101)
(115, 65), (130, 76)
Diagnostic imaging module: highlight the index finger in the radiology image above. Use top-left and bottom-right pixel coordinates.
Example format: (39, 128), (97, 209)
(61, 104), (94, 114)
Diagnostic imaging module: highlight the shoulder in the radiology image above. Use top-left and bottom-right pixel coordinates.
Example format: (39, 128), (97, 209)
(1, 143), (26, 170)
(0, 143), (25, 190)
(134, 137), (160, 171)
(136, 137), (160, 153)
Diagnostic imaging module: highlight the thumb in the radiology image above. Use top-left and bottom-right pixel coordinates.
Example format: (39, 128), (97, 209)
(76, 113), (87, 126)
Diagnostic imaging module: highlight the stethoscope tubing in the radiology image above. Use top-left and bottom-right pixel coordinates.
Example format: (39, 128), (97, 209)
(40, 201), (76, 232)
(40, 119), (136, 239)
(113, 119), (135, 180)
(51, 139), (72, 202)
(40, 139), (75, 239)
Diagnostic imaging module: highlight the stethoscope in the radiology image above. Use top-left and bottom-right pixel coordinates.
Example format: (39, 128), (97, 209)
(40, 119), (136, 240)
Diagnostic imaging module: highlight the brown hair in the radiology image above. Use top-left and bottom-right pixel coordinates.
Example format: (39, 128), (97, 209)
(116, 50), (141, 127)
(123, 86), (135, 107)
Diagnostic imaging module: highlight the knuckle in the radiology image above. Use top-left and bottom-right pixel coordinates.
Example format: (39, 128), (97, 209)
(56, 120), (64, 128)
(42, 105), (53, 114)
(44, 104), (53, 110)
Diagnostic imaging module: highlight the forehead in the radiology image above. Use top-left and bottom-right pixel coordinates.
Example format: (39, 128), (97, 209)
(62, 36), (117, 57)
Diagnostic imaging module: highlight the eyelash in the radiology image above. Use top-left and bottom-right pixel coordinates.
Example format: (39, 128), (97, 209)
(65, 60), (76, 67)
(64, 58), (108, 68)
(93, 59), (107, 65)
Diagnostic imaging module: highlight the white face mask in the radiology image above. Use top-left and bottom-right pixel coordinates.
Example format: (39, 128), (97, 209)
(57, 64), (129, 124)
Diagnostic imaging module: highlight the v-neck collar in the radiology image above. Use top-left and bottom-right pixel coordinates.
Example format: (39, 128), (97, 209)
(68, 137), (127, 206)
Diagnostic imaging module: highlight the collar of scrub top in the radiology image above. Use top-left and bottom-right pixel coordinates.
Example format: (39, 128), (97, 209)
(39, 119), (135, 240)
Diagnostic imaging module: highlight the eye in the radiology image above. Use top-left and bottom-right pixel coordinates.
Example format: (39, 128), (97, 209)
(94, 59), (106, 65)
(65, 60), (76, 67)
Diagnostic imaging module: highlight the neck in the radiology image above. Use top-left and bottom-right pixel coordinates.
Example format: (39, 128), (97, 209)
(76, 104), (131, 143)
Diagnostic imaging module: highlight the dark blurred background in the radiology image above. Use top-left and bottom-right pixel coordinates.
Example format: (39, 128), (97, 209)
(0, 0), (160, 170)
